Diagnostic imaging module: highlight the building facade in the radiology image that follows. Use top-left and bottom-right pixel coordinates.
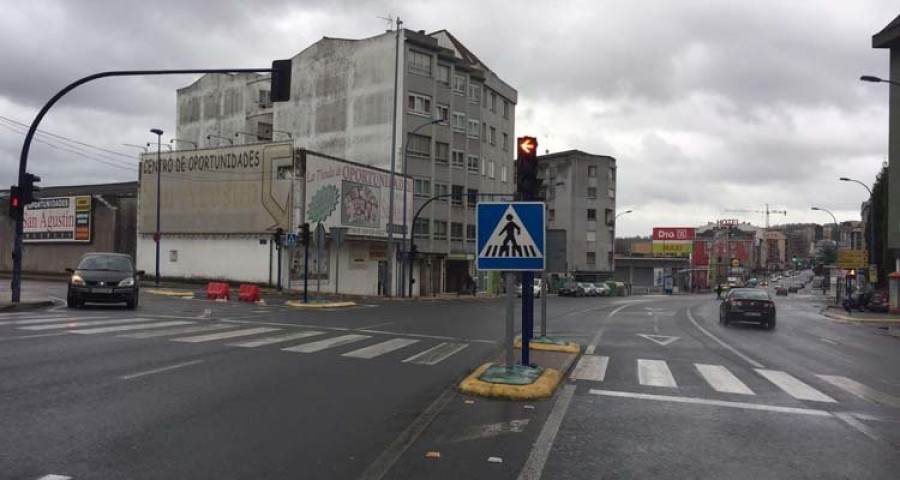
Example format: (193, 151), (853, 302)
(872, 15), (900, 274)
(171, 28), (517, 295)
(538, 150), (617, 281)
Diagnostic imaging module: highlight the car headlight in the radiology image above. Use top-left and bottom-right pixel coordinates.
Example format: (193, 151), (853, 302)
(71, 274), (85, 286)
(118, 277), (135, 287)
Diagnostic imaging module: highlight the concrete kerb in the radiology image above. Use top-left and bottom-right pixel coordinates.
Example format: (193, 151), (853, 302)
(284, 300), (357, 309)
(144, 288), (196, 298)
(459, 362), (564, 401)
(513, 337), (581, 354)
(0, 300), (55, 312)
(820, 307), (900, 324)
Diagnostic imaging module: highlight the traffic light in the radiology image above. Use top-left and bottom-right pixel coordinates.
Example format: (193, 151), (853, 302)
(299, 223), (310, 245)
(274, 227), (283, 248)
(21, 173), (40, 205)
(516, 136), (539, 200)
(7, 185), (21, 219)
(270, 59), (292, 102)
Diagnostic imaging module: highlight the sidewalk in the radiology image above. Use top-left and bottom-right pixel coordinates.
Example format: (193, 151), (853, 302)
(820, 306), (900, 324)
(0, 299), (56, 312)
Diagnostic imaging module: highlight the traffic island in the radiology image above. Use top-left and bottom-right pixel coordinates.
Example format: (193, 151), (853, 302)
(285, 300), (357, 309)
(514, 335), (581, 354)
(143, 288), (195, 298)
(0, 299), (55, 312)
(459, 362), (564, 401)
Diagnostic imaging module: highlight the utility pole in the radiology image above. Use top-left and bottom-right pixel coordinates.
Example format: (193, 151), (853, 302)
(385, 16), (403, 297)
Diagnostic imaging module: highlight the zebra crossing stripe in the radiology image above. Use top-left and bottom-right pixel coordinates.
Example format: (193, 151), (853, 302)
(282, 334), (371, 353)
(637, 359), (677, 388)
(816, 375), (900, 408)
(70, 321), (194, 335)
(121, 323), (235, 339)
(173, 327), (280, 343)
(342, 338), (420, 359)
(19, 318), (152, 331)
(229, 330), (326, 348)
(402, 342), (468, 365)
(695, 364), (755, 395)
(0, 316), (106, 326)
(756, 369), (836, 403)
(570, 355), (609, 382)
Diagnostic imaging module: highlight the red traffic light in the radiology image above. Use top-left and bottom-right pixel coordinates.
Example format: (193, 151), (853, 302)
(11, 195), (19, 208)
(518, 136), (537, 157)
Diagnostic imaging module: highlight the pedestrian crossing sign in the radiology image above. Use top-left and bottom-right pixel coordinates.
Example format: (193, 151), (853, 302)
(477, 202), (545, 271)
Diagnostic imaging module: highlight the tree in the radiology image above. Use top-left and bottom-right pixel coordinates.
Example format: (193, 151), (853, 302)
(871, 161), (889, 286)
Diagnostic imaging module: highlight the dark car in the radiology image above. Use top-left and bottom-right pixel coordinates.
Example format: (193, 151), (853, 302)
(559, 282), (586, 297)
(67, 253), (144, 309)
(719, 288), (776, 329)
(775, 285), (788, 296)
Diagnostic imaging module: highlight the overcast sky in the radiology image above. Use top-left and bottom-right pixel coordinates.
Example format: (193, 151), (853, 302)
(0, 0), (896, 236)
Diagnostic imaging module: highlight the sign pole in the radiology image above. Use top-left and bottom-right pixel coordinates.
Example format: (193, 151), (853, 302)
(276, 241), (283, 291)
(303, 240), (310, 303)
(522, 271), (534, 366)
(505, 271), (515, 368)
(540, 270), (547, 337)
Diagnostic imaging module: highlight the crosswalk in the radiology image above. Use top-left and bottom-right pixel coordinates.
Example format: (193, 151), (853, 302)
(0, 313), (471, 367)
(570, 355), (900, 408)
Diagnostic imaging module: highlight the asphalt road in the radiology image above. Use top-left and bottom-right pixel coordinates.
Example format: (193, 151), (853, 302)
(1, 280), (899, 479)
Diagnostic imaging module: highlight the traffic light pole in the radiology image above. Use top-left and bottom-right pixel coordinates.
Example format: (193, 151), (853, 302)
(10, 66), (286, 303)
(516, 136), (539, 367)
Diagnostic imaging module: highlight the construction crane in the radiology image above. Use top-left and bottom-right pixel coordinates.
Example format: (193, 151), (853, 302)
(724, 204), (787, 228)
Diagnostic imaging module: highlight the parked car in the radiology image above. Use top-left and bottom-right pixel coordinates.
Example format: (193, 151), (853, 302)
(560, 282), (587, 297)
(66, 252), (144, 309)
(775, 285), (788, 296)
(788, 284), (800, 293)
(592, 283), (611, 296)
(719, 288), (777, 329)
(516, 278), (542, 298)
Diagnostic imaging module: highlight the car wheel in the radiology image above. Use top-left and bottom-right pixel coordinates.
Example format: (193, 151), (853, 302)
(767, 318), (776, 330)
(722, 314), (730, 326)
(67, 294), (78, 309)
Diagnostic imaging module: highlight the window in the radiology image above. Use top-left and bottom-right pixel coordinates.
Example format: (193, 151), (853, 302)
(451, 222), (463, 240)
(587, 209), (597, 221)
(588, 166), (597, 177)
(408, 93), (432, 116)
(489, 92), (497, 112)
(414, 218), (430, 237)
(453, 75), (467, 95)
(586, 232), (597, 242)
(468, 83), (481, 103)
(467, 224), (476, 242)
(502, 133), (509, 151)
(452, 150), (465, 169)
(587, 187), (597, 199)
(257, 122), (273, 141)
(451, 185), (464, 206)
(481, 157), (488, 176)
(608, 188), (615, 199)
(408, 133), (431, 158)
(413, 178), (431, 198)
(435, 142), (449, 164)
(482, 122), (486, 141)
(605, 208), (614, 226)
(501, 164), (508, 182)
(436, 104), (449, 123)
(468, 119), (480, 138)
(608, 168), (615, 182)
(489, 161), (496, 179)
(258, 90), (271, 105)
(467, 155), (479, 173)
(434, 182), (449, 200)
(467, 188), (478, 207)
(409, 50), (432, 76)
(502, 100), (509, 119)
(549, 167), (557, 180)
(434, 220), (448, 239)
(452, 112), (466, 132)
(489, 126), (496, 145)
(548, 209), (555, 221)
(587, 252), (596, 265)
(437, 65), (450, 85)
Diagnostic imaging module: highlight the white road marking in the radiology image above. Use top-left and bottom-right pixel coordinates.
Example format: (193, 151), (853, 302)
(637, 359), (677, 388)
(342, 338), (420, 359)
(282, 334), (371, 353)
(71, 321), (194, 334)
(361, 329), (495, 344)
(584, 344), (597, 355)
(36, 475), (72, 480)
(817, 375), (900, 408)
(695, 364), (755, 395)
(589, 389), (832, 416)
(570, 355), (609, 382)
(120, 359), (205, 380)
(19, 317), (152, 331)
(834, 412), (885, 444)
(637, 334), (680, 346)
(121, 323), (235, 339)
(446, 419), (530, 443)
(173, 327), (280, 343)
(686, 308), (765, 369)
(820, 337), (838, 345)
(0, 332), (70, 342)
(756, 369), (837, 403)
(402, 343), (469, 365)
(0, 316), (104, 326)
(229, 330), (326, 348)
(517, 384), (576, 480)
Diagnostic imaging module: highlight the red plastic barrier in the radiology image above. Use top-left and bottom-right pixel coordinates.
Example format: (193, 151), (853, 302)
(238, 284), (261, 303)
(206, 282), (230, 300)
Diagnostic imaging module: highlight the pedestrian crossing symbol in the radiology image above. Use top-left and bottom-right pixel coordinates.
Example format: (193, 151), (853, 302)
(477, 202), (545, 271)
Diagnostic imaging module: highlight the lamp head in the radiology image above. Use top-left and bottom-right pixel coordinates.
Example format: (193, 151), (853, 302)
(150, 128), (163, 136)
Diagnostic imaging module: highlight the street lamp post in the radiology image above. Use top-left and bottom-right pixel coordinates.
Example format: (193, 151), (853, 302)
(839, 177), (874, 280)
(400, 118), (443, 297)
(170, 138), (197, 149)
(612, 209), (633, 283)
(206, 134), (233, 146)
(150, 128), (164, 287)
(860, 75), (900, 87)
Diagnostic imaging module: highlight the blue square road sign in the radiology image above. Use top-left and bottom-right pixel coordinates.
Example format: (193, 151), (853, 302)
(476, 202), (546, 271)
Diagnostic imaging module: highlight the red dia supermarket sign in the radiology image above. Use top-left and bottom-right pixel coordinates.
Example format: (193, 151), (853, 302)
(653, 227), (695, 241)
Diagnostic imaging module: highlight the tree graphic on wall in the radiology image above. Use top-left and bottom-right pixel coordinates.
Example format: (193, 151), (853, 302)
(307, 185), (339, 223)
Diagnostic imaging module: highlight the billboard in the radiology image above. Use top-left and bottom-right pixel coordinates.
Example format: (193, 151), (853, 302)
(837, 249), (868, 269)
(304, 153), (412, 238)
(138, 143), (294, 234)
(652, 227), (694, 256)
(24, 196), (92, 243)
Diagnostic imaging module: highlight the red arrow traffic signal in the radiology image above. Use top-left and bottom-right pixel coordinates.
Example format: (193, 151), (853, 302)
(518, 136), (537, 156)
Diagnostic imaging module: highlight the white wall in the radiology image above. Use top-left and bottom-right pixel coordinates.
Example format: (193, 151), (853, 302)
(137, 234), (277, 284)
